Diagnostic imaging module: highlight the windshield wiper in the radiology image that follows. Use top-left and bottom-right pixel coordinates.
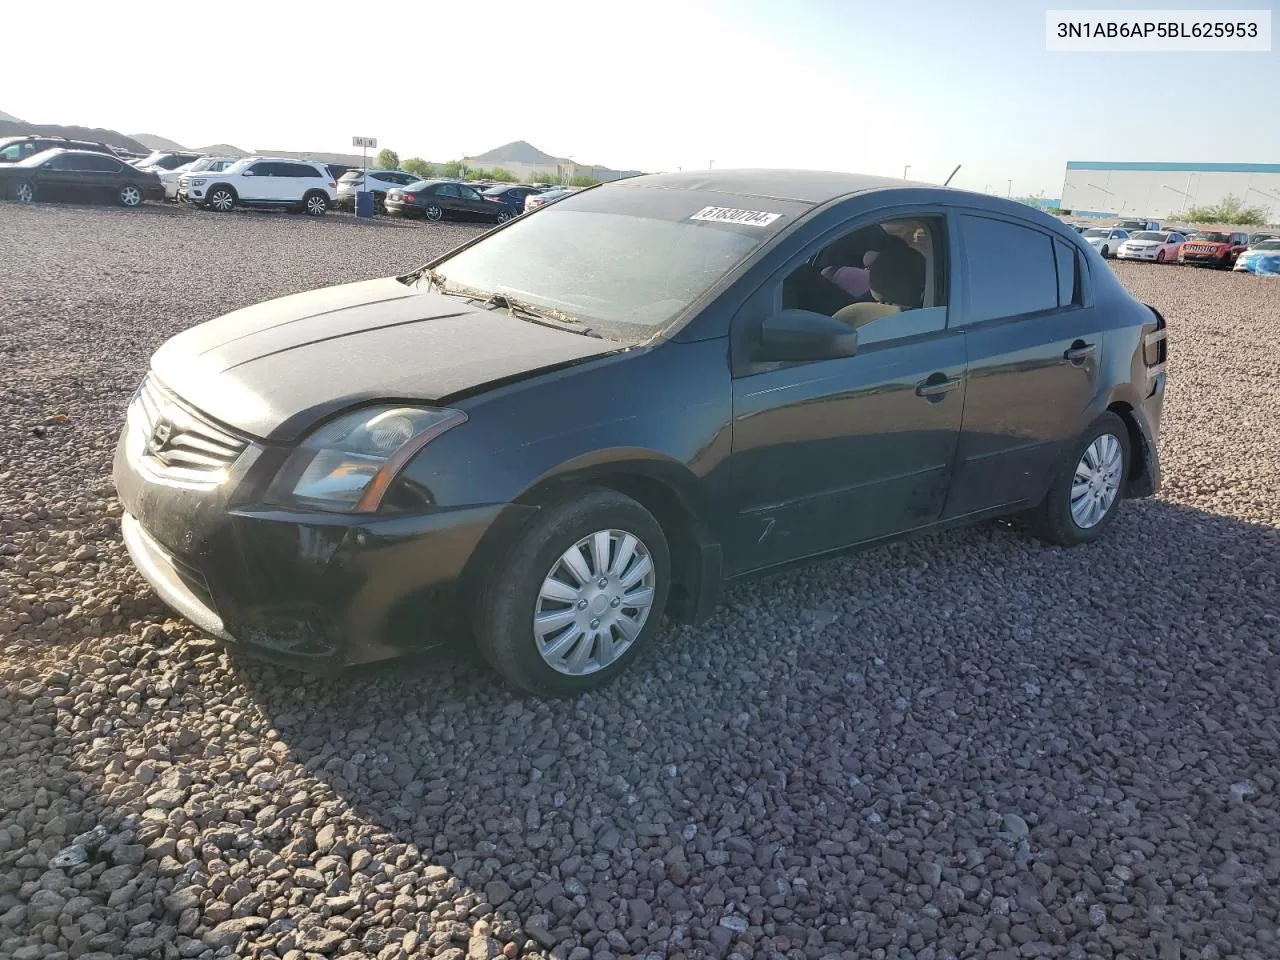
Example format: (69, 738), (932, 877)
(482, 292), (601, 338)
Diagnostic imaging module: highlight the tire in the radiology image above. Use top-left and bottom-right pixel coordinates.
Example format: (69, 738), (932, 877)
(473, 488), (670, 695)
(496, 207), (513, 223)
(118, 184), (143, 207)
(423, 203), (443, 222)
(206, 186), (236, 212)
(13, 179), (35, 203)
(373, 192), (386, 215)
(1027, 412), (1130, 547)
(302, 191), (328, 217)
(1156, 250), (1165, 263)
(1100, 245), (1110, 259)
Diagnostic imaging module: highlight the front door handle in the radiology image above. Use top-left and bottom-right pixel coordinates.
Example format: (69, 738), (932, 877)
(915, 376), (963, 399)
(1064, 341), (1097, 364)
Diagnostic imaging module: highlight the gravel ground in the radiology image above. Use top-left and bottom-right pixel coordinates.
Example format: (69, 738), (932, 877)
(2, 202), (1278, 960)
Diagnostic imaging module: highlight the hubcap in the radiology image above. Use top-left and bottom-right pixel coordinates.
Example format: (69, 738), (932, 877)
(16, 183), (33, 202)
(498, 210), (511, 222)
(426, 205), (442, 221)
(212, 191), (232, 211)
(121, 186), (140, 206)
(1070, 433), (1123, 529)
(307, 196), (325, 215)
(533, 529), (657, 676)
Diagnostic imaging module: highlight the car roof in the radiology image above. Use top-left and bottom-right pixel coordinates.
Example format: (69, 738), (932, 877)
(607, 168), (943, 204)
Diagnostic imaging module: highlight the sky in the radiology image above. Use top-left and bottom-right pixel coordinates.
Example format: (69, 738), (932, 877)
(4, 0), (1277, 196)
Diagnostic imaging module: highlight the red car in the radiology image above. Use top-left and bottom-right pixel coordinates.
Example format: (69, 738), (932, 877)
(1179, 230), (1250, 268)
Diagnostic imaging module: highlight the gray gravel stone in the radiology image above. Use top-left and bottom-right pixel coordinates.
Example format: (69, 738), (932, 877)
(2, 210), (1278, 960)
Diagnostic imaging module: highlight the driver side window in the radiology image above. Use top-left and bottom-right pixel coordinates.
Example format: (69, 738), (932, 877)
(779, 215), (948, 346)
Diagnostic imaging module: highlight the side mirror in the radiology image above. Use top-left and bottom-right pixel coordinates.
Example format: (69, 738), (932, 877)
(242, 170), (254, 177)
(755, 309), (859, 362)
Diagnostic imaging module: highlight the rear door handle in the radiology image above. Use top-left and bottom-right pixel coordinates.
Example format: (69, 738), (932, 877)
(915, 376), (963, 399)
(1064, 342), (1097, 363)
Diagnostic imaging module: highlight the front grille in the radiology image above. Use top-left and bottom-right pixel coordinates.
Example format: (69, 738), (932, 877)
(130, 376), (247, 483)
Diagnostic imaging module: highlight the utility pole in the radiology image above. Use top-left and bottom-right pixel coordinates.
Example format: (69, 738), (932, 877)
(1007, 179), (1012, 198)
(903, 164), (910, 179)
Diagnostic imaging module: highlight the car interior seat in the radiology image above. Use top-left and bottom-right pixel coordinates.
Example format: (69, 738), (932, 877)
(833, 239), (926, 329)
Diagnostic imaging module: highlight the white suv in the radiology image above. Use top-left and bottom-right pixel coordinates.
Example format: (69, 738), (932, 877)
(182, 157), (336, 215)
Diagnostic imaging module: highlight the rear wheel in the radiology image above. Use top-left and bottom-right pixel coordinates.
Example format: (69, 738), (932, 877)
(118, 184), (142, 207)
(423, 202), (443, 222)
(13, 180), (35, 203)
(473, 489), (670, 695)
(1026, 412), (1130, 547)
(206, 187), (235, 212)
(302, 191), (328, 216)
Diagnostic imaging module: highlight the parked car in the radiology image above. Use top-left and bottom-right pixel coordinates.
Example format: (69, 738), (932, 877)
(1115, 218), (1160, 232)
(325, 163), (352, 182)
(1081, 227), (1129, 258)
(0, 148), (163, 207)
(1247, 232), (1279, 246)
(480, 184), (543, 215)
(384, 179), (517, 223)
(1179, 230), (1250, 268)
(1233, 238), (1280, 276)
(134, 151), (203, 172)
(1115, 230), (1185, 263)
(0, 135), (120, 164)
(334, 169), (420, 211)
(524, 186), (576, 211)
(112, 169), (1167, 694)
(162, 157), (235, 201)
(181, 157), (336, 215)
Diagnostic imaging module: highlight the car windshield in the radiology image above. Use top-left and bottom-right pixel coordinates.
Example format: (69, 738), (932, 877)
(339, 170), (365, 182)
(1083, 228), (1109, 238)
(1131, 232), (1166, 241)
(425, 186), (805, 342)
(1252, 240), (1280, 251)
(1193, 232), (1230, 242)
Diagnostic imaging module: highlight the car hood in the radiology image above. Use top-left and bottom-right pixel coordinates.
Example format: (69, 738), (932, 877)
(150, 277), (623, 441)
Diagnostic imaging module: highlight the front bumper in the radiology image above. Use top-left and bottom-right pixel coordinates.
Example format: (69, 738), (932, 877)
(1117, 248), (1160, 261)
(1180, 250), (1229, 265)
(113, 419), (525, 669)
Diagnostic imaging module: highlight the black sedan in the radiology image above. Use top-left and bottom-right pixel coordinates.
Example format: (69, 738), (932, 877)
(384, 179), (516, 223)
(113, 169), (1167, 694)
(1, 148), (164, 207)
(480, 184), (542, 215)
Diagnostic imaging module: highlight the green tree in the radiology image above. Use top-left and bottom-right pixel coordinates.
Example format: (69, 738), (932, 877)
(467, 167), (490, 180)
(374, 148), (400, 170)
(440, 160), (464, 179)
(488, 168), (518, 182)
(569, 174), (600, 188)
(402, 157), (435, 179)
(530, 171), (558, 185)
(1179, 194), (1267, 226)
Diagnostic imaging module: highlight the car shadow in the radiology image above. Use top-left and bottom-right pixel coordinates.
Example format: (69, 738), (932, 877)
(223, 497), (1278, 954)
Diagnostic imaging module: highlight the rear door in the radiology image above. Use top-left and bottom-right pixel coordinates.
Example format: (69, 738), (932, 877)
(433, 182), (466, 215)
(76, 153), (128, 201)
(942, 211), (1102, 518)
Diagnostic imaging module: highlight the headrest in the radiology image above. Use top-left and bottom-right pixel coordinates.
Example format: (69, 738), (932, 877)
(869, 238), (926, 308)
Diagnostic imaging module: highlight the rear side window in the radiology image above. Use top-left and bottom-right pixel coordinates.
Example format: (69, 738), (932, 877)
(79, 154), (123, 172)
(959, 215), (1059, 323)
(285, 163), (321, 178)
(1053, 239), (1080, 307)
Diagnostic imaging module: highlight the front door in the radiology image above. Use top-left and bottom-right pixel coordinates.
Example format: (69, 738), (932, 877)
(237, 160), (274, 202)
(722, 212), (967, 574)
(943, 211), (1104, 518)
(37, 154), (85, 201)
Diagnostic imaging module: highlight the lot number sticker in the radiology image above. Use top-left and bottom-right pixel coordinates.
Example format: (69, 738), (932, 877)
(690, 206), (781, 227)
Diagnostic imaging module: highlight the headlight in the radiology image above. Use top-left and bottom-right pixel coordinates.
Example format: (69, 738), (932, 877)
(191, 178), (207, 186)
(266, 405), (466, 513)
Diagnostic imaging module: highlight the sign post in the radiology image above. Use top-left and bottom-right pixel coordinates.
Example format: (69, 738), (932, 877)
(351, 137), (378, 218)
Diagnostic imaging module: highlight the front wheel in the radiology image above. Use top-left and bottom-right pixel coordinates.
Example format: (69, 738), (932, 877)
(206, 187), (235, 212)
(1156, 250), (1165, 263)
(13, 180), (35, 203)
(118, 184), (143, 207)
(496, 208), (513, 223)
(1027, 412), (1130, 547)
(423, 203), (443, 222)
(473, 489), (670, 695)
(1100, 245), (1110, 258)
(303, 192), (328, 216)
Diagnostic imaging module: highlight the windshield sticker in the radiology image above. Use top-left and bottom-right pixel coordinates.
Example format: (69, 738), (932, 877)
(690, 206), (781, 227)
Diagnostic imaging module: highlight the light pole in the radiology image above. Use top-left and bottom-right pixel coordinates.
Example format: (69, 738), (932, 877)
(709, 160), (714, 170)
(903, 164), (910, 179)
(1007, 179), (1012, 198)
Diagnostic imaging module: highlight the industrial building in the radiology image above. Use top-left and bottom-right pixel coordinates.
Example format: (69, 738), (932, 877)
(1060, 161), (1280, 221)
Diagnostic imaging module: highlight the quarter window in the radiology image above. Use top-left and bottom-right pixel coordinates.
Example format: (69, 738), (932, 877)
(1053, 240), (1080, 308)
(958, 215), (1059, 323)
(80, 154), (123, 172)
